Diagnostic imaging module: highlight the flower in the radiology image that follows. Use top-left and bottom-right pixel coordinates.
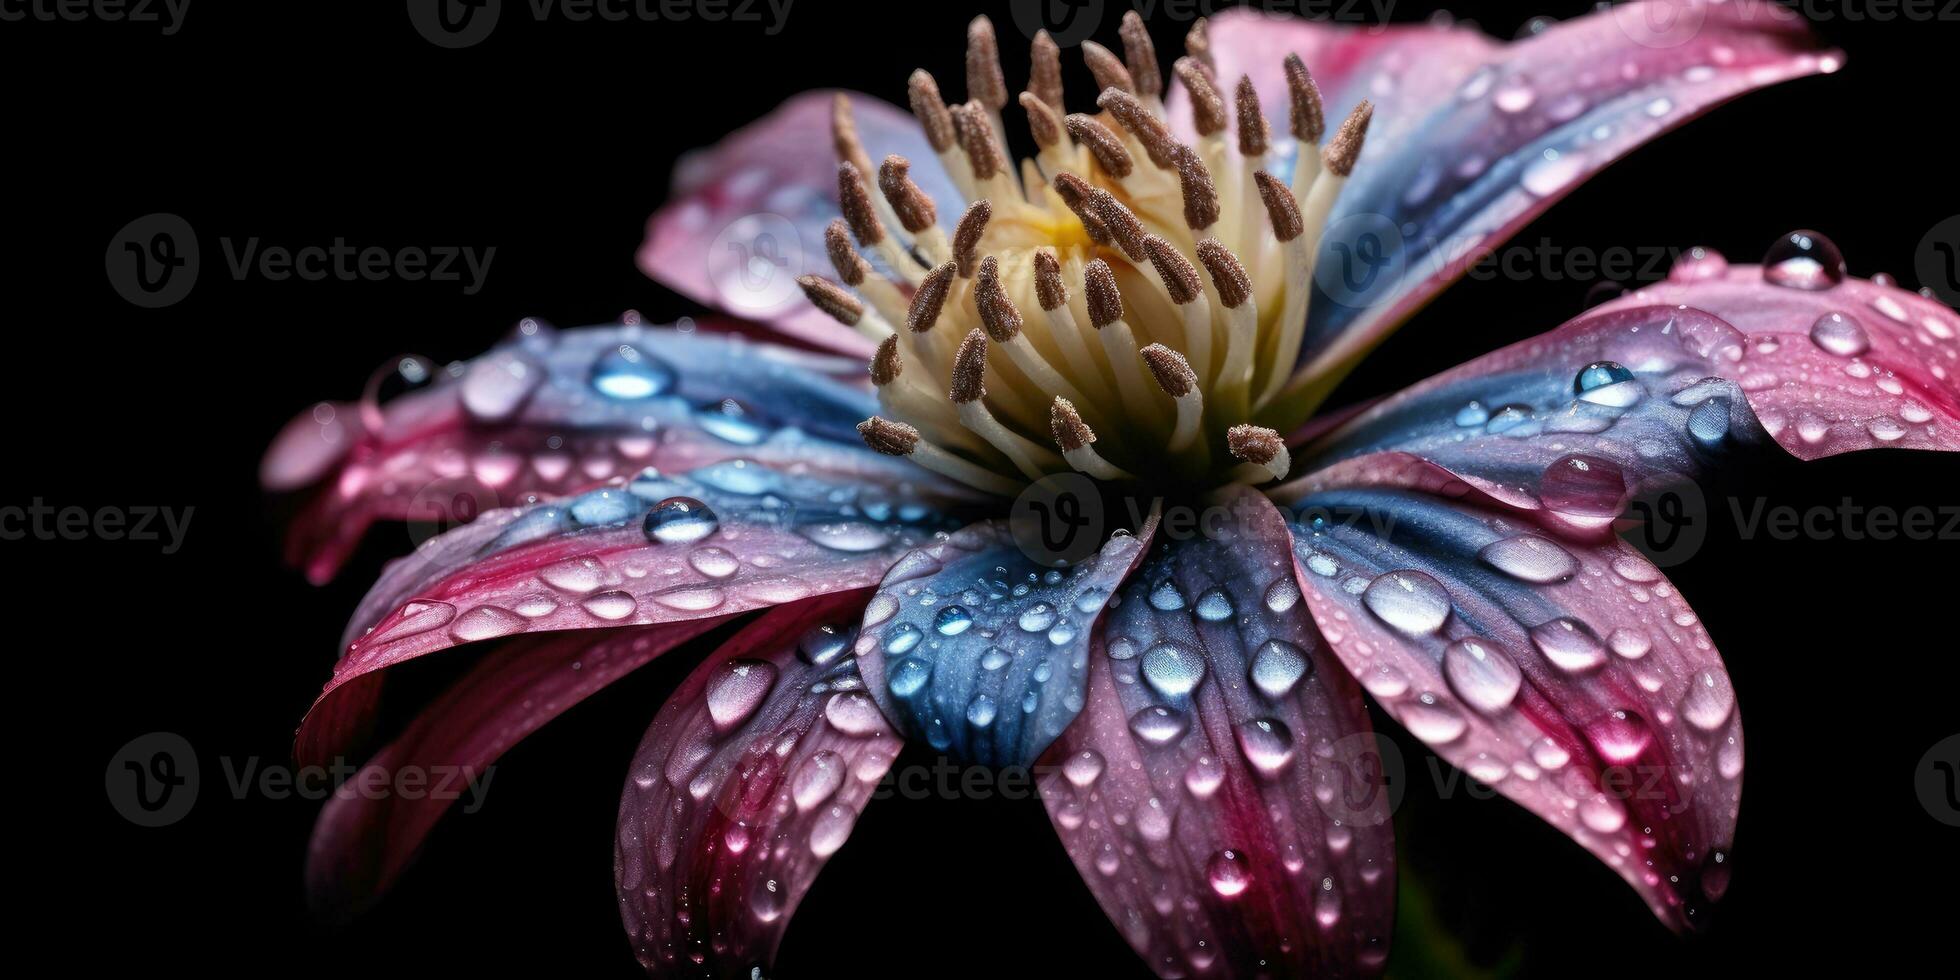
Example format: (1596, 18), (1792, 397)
(264, 4), (1958, 976)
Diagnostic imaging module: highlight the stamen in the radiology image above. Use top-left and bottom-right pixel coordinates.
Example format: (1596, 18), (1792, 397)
(1143, 234), (1213, 384)
(1255, 171), (1304, 242)
(831, 93), (874, 180)
(978, 255), (1092, 408)
(1098, 88), (1177, 169)
(1082, 41), (1135, 96)
(870, 334), (902, 385)
(1270, 100), (1376, 406)
(966, 15), (1007, 110)
(908, 262), (955, 333)
(1235, 75), (1269, 157)
(1029, 30), (1063, 110)
(1227, 424), (1291, 483)
(1186, 17), (1214, 73)
(1086, 258), (1157, 421)
(870, 333), (974, 453)
(949, 328), (989, 405)
(1141, 343), (1204, 453)
(1195, 238), (1252, 310)
(878, 155), (946, 262)
(1088, 187), (1148, 262)
(1284, 54), (1325, 144)
(1034, 248), (1114, 402)
(907, 70), (957, 153)
(1119, 11), (1162, 99)
(824, 220), (867, 286)
(1199, 239), (1258, 414)
(1176, 58), (1227, 137)
(860, 416), (1022, 495)
(1084, 257), (1124, 328)
(837, 162), (886, 246)
(952, 103), (1006, 182)
(1052, 397), (1133, 480)
(1033, 249), (1068, 312)
(1067, 115), (1135, 179)
(858, 415), (917, 455)
(952, 201), (991, 278)
(1020, 92), (1064, 149)
(1051, 173), (1111, 245)
(951, 328), (1060, 479)
(1174, 144), (1220, 231)
(1254, 170), (1311, 408)
(1322, 99), (1374, 177)
(796, 274), (863, 325)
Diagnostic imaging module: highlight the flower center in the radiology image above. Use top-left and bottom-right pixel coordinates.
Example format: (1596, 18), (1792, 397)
(798, 14), (1373, 496)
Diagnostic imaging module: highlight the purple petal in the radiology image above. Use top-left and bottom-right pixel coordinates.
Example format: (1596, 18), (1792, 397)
(638, 90), (959, 356)
(264, 321), (978, 583)
(305, 618), (730, 918)
(616, 590), (898, 975)
(852, 514), (1153, 767)
(295, 461), (959, 768)
(1041, 487), (1394, 976)
(1175, 3), (1839, 401)
(1282, 486), (1739, 930)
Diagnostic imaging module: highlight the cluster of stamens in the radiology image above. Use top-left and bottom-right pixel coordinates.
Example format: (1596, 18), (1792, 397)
(795, 13), (1373, 495)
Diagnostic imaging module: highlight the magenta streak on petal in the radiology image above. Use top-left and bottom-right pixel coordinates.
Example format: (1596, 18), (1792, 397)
(1041, 488), (1394, 976)
(305, 617), (731, 919)
(1283, 487), (1739, 930)
(1172, 3), (1839, 408)
(638, 90), (959, 358)
(615, 589), (898, 975)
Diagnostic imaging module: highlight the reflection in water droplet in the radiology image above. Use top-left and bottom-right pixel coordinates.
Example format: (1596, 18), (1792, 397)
(1762, 229), (1845, 290)
(1129, 705), (1189, 746)
(1236, 718), (1296, 773)
(1362, 570), (1452, 635)
(1141, 642), (1207, 697)
(1208, 849), (1252, 897)
(1443, 638), (1523, 714)
(1808, 311), (1870, 357)
(592, 343), (678, 399)
(1249, 639), (1311, 697)
(644, 497), (719, 544)
(1478, 534), (1578, 583)
(1680, 669), (1736, 731)
(1531, 617), (1608, 673)
(705, 660), (777, 730)
(934, 605), (973, 635)
(1587, 709), (1654, 764)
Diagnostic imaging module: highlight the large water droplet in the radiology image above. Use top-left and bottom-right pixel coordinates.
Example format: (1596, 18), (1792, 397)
(1148, 579), (1186, 611)
(1400, 692), (1467, 743)
(1531, 617), (1608, 673)
(1485, 403), (1535, 435)
(1686, 397), (1732, 448)
(1207, 850), (1252, 897)
(1129, 705), (1190, 746)
(1680, 668), (1736, 731)
(581, 590), (638, 620)
(360, 354), (437, 432)
(1478, 534), (1578, 583)
(694, 398), (769, 444)
(705, 659), (778, 730)
(687, 546), (741, 579)
(644, 497), (719, 544)
(449, 605), (525, 643)
(1586, 708), (1654, 764)
(1194, 586), (1236, 622)
(797, 623), (851, 667)
(1443, 637), (1523, 714)
(591, 343), (678, 399)
(808, 803), (856, 857)
(1249, 639), (1311, 697)
(1808, 311), (1870, 357)
(934, 605), (973, 635)
(1141, 641), (1207, 697)
(1762, 229), (1845, 290)
(791, 751), (844, 811)
(886, 655), (931, 698)
(1574, 360), (1642, 408)
(569, 488), (637, 527)
(884, 624), (923, 656)
(1362, 570), (1452, 635)
(1540, 453), (1626, 518)
(824, 691), (884, 735)
(799, 522), (895, 553)
(460, 351), (541, 421)
(1063, 749), (1106, 787)
(966, 693), (999, 728)
(691, 458), (781, 496)
(1019, 602), (1058, 633)
(1235, 718), (1296, 773)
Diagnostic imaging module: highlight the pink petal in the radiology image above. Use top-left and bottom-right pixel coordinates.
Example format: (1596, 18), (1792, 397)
(305, 618), (730, 919)
(615, 590), (899, 974)
(296, 463), (955, 768)
(1282, 485), (1740, 930)
(1042, 488), (1394, 976)
(1174, 3), (1840, 405)
(638, 90), (960, 357)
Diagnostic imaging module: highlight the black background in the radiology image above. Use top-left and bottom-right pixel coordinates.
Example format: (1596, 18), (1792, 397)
(15, 0), (1958, 976)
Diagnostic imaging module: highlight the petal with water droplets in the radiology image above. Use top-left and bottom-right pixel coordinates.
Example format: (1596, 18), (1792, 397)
(615, 591), (899, 975)
(1042, 488), (1394, 976)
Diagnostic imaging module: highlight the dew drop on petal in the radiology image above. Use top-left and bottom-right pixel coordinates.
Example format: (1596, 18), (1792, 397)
(1129, 705), (1190, 746)
(1808, 311), (1870, 357)
(705, 660), (778, 731)
(1680, 669), (1736, 731)
(591, 343), (678, 399)
(1443, 637), (1523, 714)
(1207, 850), (1252, 897)
(1762, 229), (1845, 290)
(1235, 718), (1296, 773)
(790, 750), (845, 811)
(1141, 641), (1207, 697)
(1531, 617), (1608, 673)
(1362, 570), (1452, 635)
(644, 497), (719, 544)
(1478, 534), (1578, 583)
(1249, 639), (1312, 697)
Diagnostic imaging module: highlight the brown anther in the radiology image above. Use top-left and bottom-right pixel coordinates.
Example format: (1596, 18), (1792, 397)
(1283, 54), (1325, 143)
(950, 328), (990, 403)
(1174, 144), (1220, 231)
(1186, 18), (1214, 72)
(1176, 57), (1227, 136)
(870, 335), (902, 386)
(966, 15), (1008, 110)
(824, 219), (867, 286)
(797, 275), (863, 326)
(1082, 41), (1135, 95)
(1088, 187), (1148, 261)
(878, 155), (938, 233)
(831, 93), (873, 177)
(1143, 236), (1202, 305)
(1254, 171), (1303, 242)
(1098, 88), (1177, 169)
(1051, 173), (1111, 244)
(1227, 424), (1284, 465)
(952, 200), (992, 278)
(908, 70), (957, 153)
(1084, 258), (1124, 328)
(1020, 92), (1063, 148)
(858, 416), (920, 456)
(1140, 344), (1196, 397)
(1066, 114), (1134, 178)
(1322, 99), (1373, 177)
(1120, 11), (1162, 98)
(974, 255), (1023, 343)
(1235, 75), (1269, 157)
(1033, 249), (1068, 312)
(1029, 30), (1064, 110)
(837, 162), (885, 246)
(1195, 239), (1252, 309)
(908, 262), (955, 333)
(954, 102), (1005, 181)
(1051, 397), (1096, 451)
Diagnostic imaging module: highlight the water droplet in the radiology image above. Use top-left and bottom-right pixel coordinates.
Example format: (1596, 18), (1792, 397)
(1762, 229), (1845, 290)
(1148, 579), (1186, 611)
(1485, 403), (1536, 434)
(360, 354), (437, 431)
(799, 521), (895, 553)
(1194, 586), (1236, 622)
(886, 656), (932, 698)
(1362, 570), (1452, 635)
(1184, 754), (1225, 798)
(1454, 400), (1490, 427)
(1574, 360), (1642, 407)
(934, 605), (973, 636)
(1808, 311), (1870, 357)
(1249, 639), (1311, 697)
(449, 605), (525, 643)
(1478, 534), (1578, 583)
(1141, 641), (1207, 697)
(823, 691), (883, 735)
(1236, 718), (1296, 773)
(1531, 617), (1608, 673)
(591, 343), (677, 399)
(980, 647), (1011, 670)
(1493, 79), (1537, 113)
(884, 624), (924, 656)
(687, 546), (741, 579)
(808, 803), (856, 857)
(694, 398), (769, 444)
(1579, 794), (1627, 833)
(644, 497), (719, 544)
(580, 591), (638, 620)
(569, 489), (636, 527)
(705, 659), (777, 730)
(1531, 737), (1571, 770)
(1019, 602), (1058, 633)
(1264, 577), (1301, 613)
(797, 624), (852, 667)
(1540, 453), (1626, 518)
(1129, 705), (1190, 746)
(1587, 709), (1654, 764)
(460, 351), (540, 421)
(1443, 638), (1523, 714)
(1063, 749), (1105, 787)
(1680, 669), (1736, 731)
(1208, 850), (1252, 897)
(1400, 692), (1467, 743)
(1687, 397), (1732, 448)
(691, 458), (781, 495)
(966, 694), (998, 727)
(1521, 147), (1584, 197)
